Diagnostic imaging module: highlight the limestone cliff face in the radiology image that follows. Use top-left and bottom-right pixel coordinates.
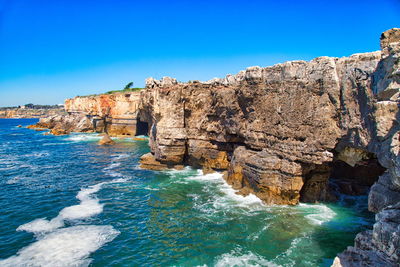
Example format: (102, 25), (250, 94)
(31, 28), (400, 266)
(65, 92), (140, 118)
(38, 91), (143, 136)
(140, 52), (384, 204)
(332, 29), (400, 267)
(65, 92), (142, 136)
(139, 29), (400, 266)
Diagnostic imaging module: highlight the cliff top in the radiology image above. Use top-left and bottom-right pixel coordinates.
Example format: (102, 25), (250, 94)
(74, 87), (143, 99)
(145, 50), (382, 89)
(145, 28), (400, 89)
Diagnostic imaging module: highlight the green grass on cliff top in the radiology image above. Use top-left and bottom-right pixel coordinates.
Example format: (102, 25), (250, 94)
(104, 87), (143, 94)
(78, 87), (144, 97)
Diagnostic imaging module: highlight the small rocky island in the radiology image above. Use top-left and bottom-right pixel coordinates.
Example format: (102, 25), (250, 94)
(30, 28), (400, 266)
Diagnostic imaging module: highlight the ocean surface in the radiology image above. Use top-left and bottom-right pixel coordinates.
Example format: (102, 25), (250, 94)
(0, 119), (375, 267)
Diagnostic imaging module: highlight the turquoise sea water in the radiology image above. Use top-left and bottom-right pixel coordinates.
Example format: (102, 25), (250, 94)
(0, 119), (375, 267)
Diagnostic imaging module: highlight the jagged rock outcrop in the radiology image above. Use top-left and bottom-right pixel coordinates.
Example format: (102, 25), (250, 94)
(65, 92), (142, 136)
(31, 91), (143, 136)
(139, 51), (385, 204)
(31, 113), (93, 134)
(28, 28), (399, 266)
(332, 28), (400, 267)
(139, 28), (400, 266)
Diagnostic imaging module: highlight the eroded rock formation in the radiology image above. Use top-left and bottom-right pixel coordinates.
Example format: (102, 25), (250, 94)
(139, 51), (385, 205)
(30, 28), (400, 266)
(65, 92), (142, 136)
(32, 91), (143, 136)
(139, 29), (400, 266)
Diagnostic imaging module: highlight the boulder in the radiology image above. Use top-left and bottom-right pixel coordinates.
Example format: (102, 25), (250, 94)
(50, 128), (69, 136)
(98, 134), (115, 145)
(139, 153), (168, 171)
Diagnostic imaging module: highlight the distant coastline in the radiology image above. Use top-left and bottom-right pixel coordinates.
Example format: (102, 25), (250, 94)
(0, 104), (65, 119)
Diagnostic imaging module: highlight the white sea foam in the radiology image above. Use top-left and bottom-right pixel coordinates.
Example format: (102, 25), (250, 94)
(0, 225), (119, 267)
(6, 176), (24, 184)
(103, 167), (124, 178)
(104, 162), (121, 170)
(298, 203), (336, 225)
(135, 135), (148, 139)
(162, 166), (199, 177)
(11, 176), (125, 265)
(217, 179), (264, 207)
(112, 153), (130, 160)
(215, 249), (279, 267)
(65, 133), (102, 142)
(17, 217), (65, 233)
(25, 152), (50, 158)
(18, 179), (125, 235)
(277, 236), (305, 260)
(59, 199), (104, 220)
(186, 171), (264, 211)
(17, 183), (104, 234)
(102, 158), (127, 178)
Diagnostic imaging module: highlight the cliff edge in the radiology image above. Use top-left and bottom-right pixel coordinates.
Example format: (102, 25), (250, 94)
(31, 28), (400, 266)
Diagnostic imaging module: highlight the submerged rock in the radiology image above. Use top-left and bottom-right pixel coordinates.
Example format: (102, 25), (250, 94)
(139, 153), (168, 170)
(98, 134), (115, 145)
(50, 128), (69, 136)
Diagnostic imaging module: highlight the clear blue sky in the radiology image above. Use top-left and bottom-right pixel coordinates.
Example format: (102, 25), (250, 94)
(0, 0), (399, 107)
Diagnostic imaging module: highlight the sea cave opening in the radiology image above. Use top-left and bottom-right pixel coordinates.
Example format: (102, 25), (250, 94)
(300, 148), (386, 203)
(329, 152), (386, 197)
(136, 118), (149, 136)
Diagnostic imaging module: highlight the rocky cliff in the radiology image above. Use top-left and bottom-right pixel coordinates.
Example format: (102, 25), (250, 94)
(65, 92), (142, 136)
(31, 28), (400, 266)
(138, 29), (400, 266)
(140, 51), (386, 205)
(34, 91), (143, 136)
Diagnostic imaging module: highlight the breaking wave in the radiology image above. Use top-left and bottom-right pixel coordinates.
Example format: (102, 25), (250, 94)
(2, 159), (127, 265)
(0, 225), (119, 267)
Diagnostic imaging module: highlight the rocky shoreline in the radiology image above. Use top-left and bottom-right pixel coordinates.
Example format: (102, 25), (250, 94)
(29, 28), (400, 266)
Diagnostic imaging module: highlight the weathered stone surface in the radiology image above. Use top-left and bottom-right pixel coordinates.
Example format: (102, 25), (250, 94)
(334, 203), (400, 267)
(138, 28), (400, 266)
(29, 28), (400, 266)
(65, 92), (142, 136)
(140, 50), (382, 205)
(337, 148), (369, 167)
(50, 128), (69, 136)
(227, 146), (304, 205)
(28, 91), (143, 137)
(139, 153), (169, 171)
(31, 113), (93, 134)
(98, 134), (115, 145)
(328, 28), (400, 267)
(380, 27), (400, 56)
